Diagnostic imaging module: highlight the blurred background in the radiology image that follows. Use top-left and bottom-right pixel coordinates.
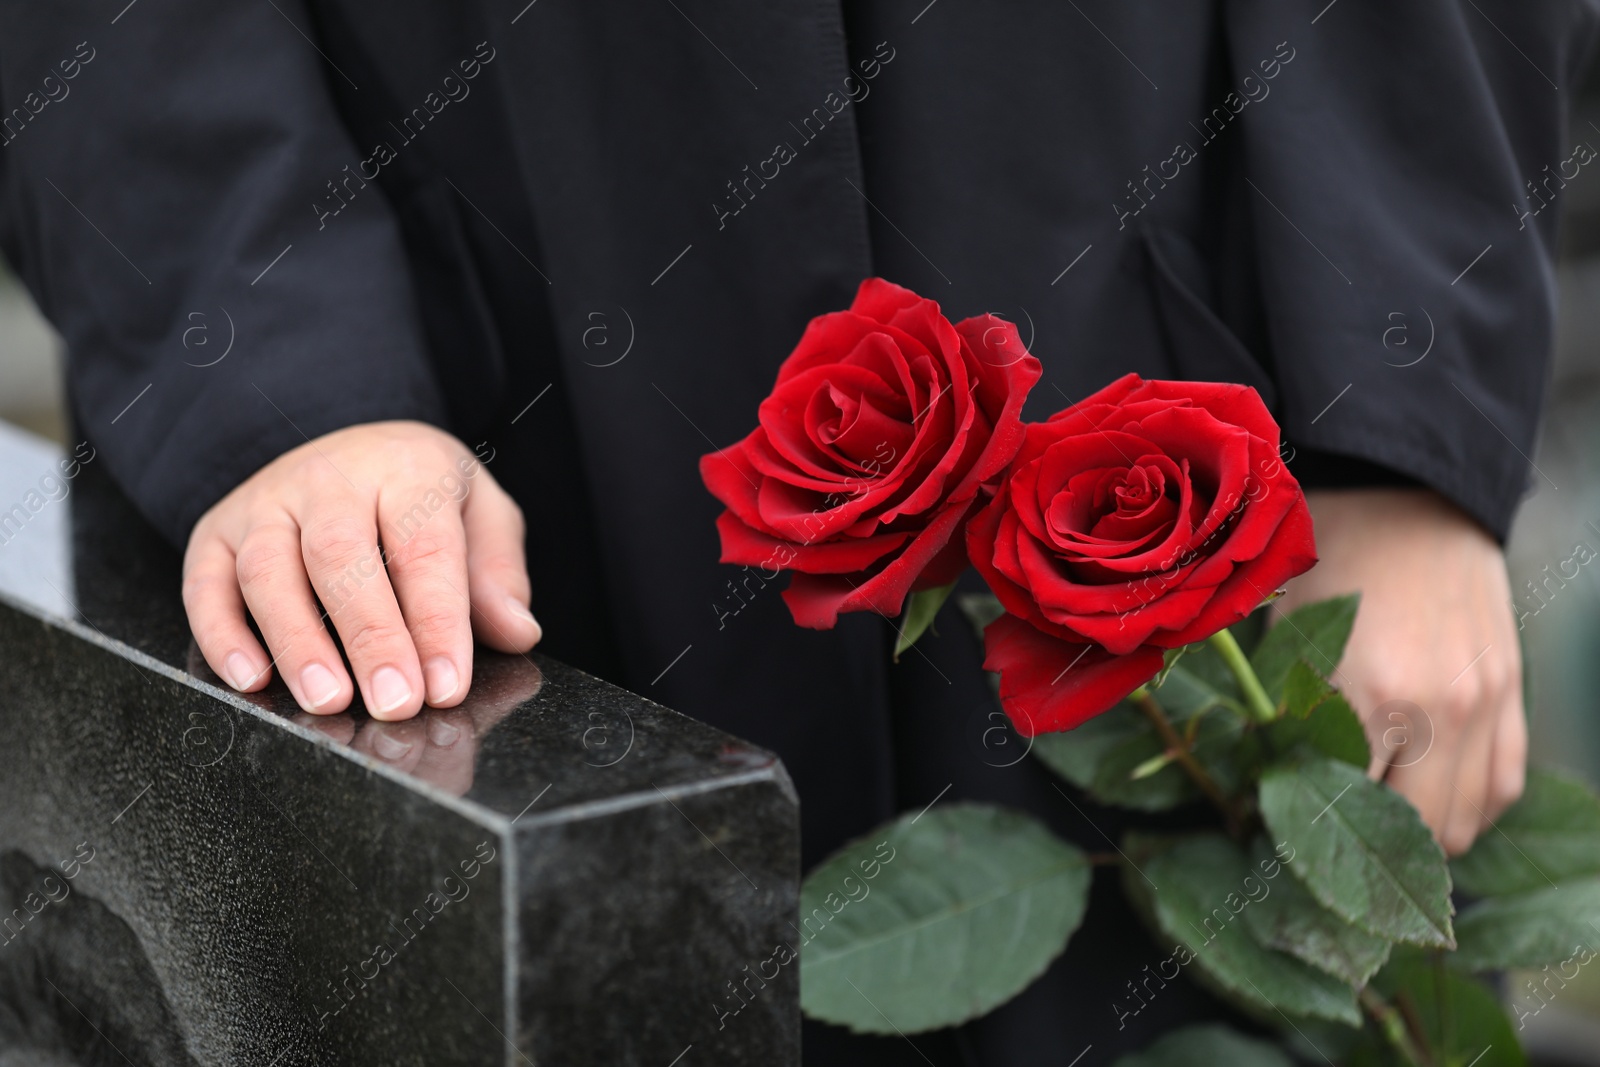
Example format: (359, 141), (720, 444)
(5, 59), (1600, 1067)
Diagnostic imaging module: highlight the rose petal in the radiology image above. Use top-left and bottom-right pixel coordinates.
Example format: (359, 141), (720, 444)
(1149, 494), (1318, 648)
(1048, 582), (1217, 654)
(1042, 373), (1146, 433)
(781, 497), (975, 628)
(699, 435), (774, 532)
(850, 276), (926, 324)
(951, 315), (1043, 494)
(761, 355), (909, 482)
(1120, 378), (1281, 451)
(713, 509), (913, 573)
(982, 614), (1164, 736)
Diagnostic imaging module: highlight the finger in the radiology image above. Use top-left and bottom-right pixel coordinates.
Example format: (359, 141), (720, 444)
(1385, 697), (1469, 848)
(183, 531), (271, 693)
(235, 518), (355, 714)
(1363, 694), (1436, 783)
(462, 476), (541, 653)
(300, 501), (424, 721)
(1485, 692), (1528, 824)
(1439, 694), (1498, 856)
(380, 484), (473, 708)
(1358, 688), (1391, 780)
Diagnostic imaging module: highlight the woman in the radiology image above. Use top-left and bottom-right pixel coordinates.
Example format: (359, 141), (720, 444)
(3, 1), (1590, 1060)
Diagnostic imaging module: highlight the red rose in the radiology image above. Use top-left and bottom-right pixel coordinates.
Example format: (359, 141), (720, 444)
(701, 278), (1041, 628)
(968, 374), (1317, 735)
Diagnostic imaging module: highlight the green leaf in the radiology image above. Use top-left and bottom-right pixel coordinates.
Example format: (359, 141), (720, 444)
(1241, 839), (1392, 987)
(1031, 686), (1243, 811)
(1266, 692), (1370, 769)
(1500, 944), (1600, 1031)
(1169, 639), (1244, 704)
(1153, 661), (1247, 720)
(1128, 833), (1361, 1026)
(1250, 594), (1359, 699)
(955, 592), (1005, 639)
(1150, 645), (1187, 690)
(1452, 879), (1600, 971)
(1031, 708), (1205, 812)
(894, 583), (956, 660)
(1281, 660), (1332, 717)
(1231, 606), (1270, 656)
(799, 803), (1089, 1034)
(1452, 769), (1600, 897)
(1259, 758), (1454, 948)
(1030, 701), (1140, 788)
(1111, 1023), (1295, 1067)
(1348, 950), (1528, 1067)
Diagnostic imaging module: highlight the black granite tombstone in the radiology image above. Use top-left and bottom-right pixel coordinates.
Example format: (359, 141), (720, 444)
(0, 420), (800, 1066)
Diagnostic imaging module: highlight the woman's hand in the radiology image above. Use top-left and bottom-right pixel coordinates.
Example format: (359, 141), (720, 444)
(1276, 488), (1525, 855)
(182, 421), (540, 720)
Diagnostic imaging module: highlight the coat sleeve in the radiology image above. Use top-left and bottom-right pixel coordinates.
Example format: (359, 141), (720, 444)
(0, 0), (445, 547)
(1225, 0), (1600, 540)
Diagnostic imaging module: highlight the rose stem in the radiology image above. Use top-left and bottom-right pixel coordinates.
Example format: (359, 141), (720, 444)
(1207, 628), (1278, 724)
(1358, 987), (1432, 1067)
(1130, 688), (1243, 837)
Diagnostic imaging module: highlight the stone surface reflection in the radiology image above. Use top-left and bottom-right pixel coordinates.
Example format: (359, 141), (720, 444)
(184, 638), (541, 798)
(0, 430), (800, 1065)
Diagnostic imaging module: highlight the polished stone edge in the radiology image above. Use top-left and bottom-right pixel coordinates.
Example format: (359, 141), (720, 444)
(509, 764), (798, 833)
(0, 588), (794, 834)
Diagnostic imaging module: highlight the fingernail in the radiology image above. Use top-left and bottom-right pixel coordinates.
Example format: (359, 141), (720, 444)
(371, 731), (414, 761)
(300, 663), (342, 710)
(370, 666), (413, 715)
(224, 651), (258, 690)
(423, 657), (461, 705)
(427, 716), (462, 747)
(505, 596), (542, 639)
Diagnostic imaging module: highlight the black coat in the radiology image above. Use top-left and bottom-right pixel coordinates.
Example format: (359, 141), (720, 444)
(3, 1), (1595, 1062)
